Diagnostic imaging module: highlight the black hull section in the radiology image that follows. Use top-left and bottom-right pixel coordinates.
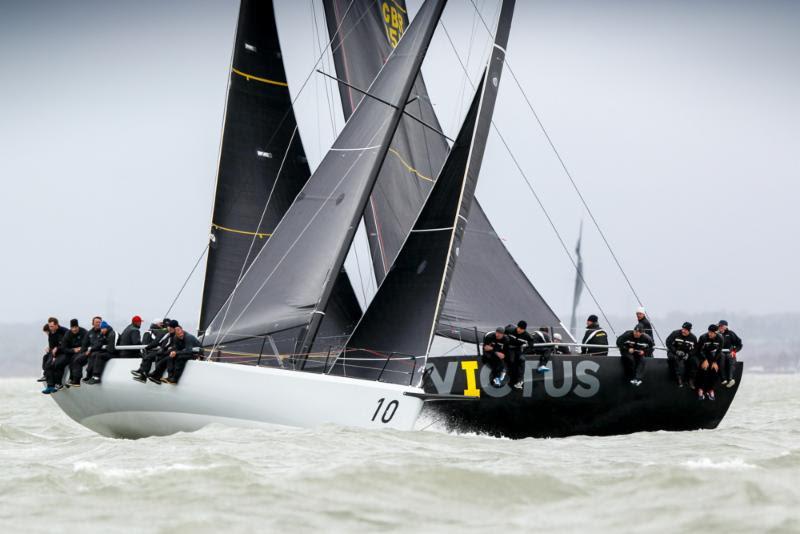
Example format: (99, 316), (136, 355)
(422, 355), (743, 439)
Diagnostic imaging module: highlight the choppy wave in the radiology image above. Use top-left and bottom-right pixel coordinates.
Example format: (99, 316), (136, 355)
(1, 375), (798, 533)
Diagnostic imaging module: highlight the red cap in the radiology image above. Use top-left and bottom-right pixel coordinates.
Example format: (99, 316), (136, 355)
(132, 315), (143, 324)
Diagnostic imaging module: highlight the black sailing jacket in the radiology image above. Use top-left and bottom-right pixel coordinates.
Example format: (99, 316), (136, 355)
(665, 329), (697, 359)
(581, 323), (609, 355)
(616, 330), (655, 357)
(696, 333), (724, 363)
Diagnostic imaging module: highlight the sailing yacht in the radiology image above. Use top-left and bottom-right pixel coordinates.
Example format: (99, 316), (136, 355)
(52, 0), (742, 440)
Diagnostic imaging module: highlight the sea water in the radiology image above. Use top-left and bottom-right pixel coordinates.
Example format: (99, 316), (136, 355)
(0, 374), (798, 533)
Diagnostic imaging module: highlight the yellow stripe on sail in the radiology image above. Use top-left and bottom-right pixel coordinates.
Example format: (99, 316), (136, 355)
(232, 67), (289, 87)
(212, 223), (271, 239)
(388, 148), (434, 183)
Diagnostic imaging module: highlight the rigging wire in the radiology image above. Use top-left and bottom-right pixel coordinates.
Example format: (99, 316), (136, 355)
(439, 21), (617, 336)
(453, 0), (665, 341)
(162, 242), (210, 321)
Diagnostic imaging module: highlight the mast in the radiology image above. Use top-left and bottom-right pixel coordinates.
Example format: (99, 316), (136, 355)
(569, 220), (584, 338)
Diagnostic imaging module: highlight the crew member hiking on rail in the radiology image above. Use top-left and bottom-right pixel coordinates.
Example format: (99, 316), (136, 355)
(635, 307), (654, 340)
(504, 321), (535, 389)
(117, 315), (143, 357)
(133, 319), (175, 383)
(83, 322), (116, 385)
(581, 314), (609, 356)
(164, 325), (202, 384)
(718, 319), (742, 388)
(37, 323), (50, 382)
(40, 317), (68, 394)
(483, 327), (508, 388)
(527, 327), (552, 373)
(693, 324), (724, 401)
(68, 316), (102, 386)
(51, 319), (87, 390)
(616, 324), (654, 386)
(665, 322), (696, 388)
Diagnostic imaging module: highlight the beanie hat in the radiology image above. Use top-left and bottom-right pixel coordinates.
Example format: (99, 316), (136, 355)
(708, 324), (718, 332)
(587, 314), (598, 323)
(69, 318), (79, 328)
(636, 306), (646, 315)
(517, 320), (527, 330)
(682, 322), (692, 330)
(168, 320), (180, 328)
(100, 321), (110, 329)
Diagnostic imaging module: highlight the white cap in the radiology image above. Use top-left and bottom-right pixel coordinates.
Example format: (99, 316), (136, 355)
(636, 306), (646, 315)
(553, 333), (562, 341)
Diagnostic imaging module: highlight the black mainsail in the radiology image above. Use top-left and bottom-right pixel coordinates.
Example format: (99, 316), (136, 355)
(323, 0), (569, 343)
(203, 0), (448, 353)
(199, 0), (360, 341)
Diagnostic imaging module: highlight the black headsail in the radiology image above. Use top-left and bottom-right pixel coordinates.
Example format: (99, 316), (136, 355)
(323, 0), (569, 343)
(199, 0), (360, 343)
(203, 0), (448, 355)
(334, 0), (516, 385)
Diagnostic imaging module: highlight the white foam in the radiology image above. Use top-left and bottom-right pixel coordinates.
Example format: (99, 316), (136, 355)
(73, 461), (218, 479)
(683, 457), (757, 471)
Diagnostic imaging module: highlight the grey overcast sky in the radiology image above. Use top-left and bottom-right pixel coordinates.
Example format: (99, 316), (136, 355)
(0, 0), (798, 329)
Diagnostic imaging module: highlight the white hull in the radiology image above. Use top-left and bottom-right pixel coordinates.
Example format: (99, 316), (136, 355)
(51, 359), (424, 439)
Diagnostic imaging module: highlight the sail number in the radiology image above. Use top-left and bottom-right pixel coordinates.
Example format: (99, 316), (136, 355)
(371, 398), (399, 423)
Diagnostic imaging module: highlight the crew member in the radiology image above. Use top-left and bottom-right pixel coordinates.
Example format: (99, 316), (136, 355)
(117, 315), (143, 357)
(69, 316), (102, 386)
(581, 315), (608, 356)
(38, 324), (50, 383)
(635, 307), (654, 340)
(665, 322), (696, 387)
(482, 327), (508, 388)
(526, 327), (552, 373)
(40, 317), (67, 394)
(693, 324), (723, 401)
(164, 325), (202, 384)
(504, 321), (535, 389)
(48, 319), (87, 390)
(133, 320), (175, 383)
(553, 333), (571, 354)
(84, 322), (117, 385)
(718, 320), (743, 388)
(616, 325), (654, 386)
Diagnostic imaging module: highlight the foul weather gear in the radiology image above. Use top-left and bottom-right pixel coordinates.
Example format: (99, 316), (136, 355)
(665, 328), (697, 385)
(581, 323), (609, 355)
(616, 330), (654, 382)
